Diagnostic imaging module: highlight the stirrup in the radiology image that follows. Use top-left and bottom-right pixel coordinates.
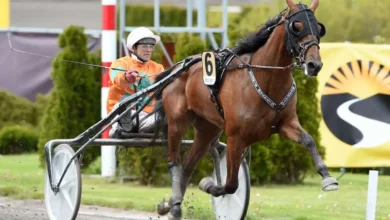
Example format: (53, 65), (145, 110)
(109, 127), (132, 139)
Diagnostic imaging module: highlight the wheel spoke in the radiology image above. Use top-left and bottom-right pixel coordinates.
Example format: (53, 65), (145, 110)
(61, 153), (68, 170)
(233, 194), (243, 208)
(61, 189), (74, 212)
(215, 197), (226, 212)
(60, 175), (74, 189)
(62, 164), (76, 187)
(54, 168), (61, 181)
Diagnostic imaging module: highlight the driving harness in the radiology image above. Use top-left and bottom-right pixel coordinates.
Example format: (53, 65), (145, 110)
(204, 3), (325, 133)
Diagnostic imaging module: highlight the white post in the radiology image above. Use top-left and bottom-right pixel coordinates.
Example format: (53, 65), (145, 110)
(196, 0), (206, 41)
(154, 0), (160, 32)
(222, 0), (229, 48)
(186, 0), (193, 28)
(366, 170), (379, 220)
(101, 0), (117, 178)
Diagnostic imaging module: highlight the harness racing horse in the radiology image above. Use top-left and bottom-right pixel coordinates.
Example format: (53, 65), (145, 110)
(154, 0), (338, 219)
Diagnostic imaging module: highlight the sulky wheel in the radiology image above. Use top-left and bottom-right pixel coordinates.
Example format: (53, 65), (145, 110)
(44, 144), (82, 220)
(211, 149), (250, 220)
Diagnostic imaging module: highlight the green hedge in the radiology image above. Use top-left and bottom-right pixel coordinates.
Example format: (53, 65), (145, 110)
(229, 0), (390, 45)
(173, 33), (206, 62)
(0, 89), (49, 156)
(121, 4), (198, 45)
(0, 90), (39, 131)
(123, 5), (197, 27)
(118, 147), (171, 186)
(0, 125), (38, 155)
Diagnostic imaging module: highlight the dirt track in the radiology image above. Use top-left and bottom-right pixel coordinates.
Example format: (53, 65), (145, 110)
(0, 196), (162, 220)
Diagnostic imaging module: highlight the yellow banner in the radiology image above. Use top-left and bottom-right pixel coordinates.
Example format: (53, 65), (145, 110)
(318, 43), (390, 167)
(0, 0), (10, 28)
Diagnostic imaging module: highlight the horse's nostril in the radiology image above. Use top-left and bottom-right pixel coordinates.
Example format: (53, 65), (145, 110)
(307, 62), (322, 73)
(308, 62), (316, 71)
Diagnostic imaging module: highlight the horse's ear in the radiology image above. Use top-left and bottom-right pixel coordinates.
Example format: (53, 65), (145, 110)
(286, 0), (296, 9)
(310, 0), (319, 12)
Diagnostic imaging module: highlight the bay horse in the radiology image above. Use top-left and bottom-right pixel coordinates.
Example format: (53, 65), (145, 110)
(154, 0), (338, 219)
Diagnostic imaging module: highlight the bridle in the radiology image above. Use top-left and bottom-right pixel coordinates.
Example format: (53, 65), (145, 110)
(283, 4), (326, 69)
(226, 3), (326, 73)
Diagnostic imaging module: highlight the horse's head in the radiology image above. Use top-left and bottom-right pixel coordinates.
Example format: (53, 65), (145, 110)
(285, 0), (325, 76)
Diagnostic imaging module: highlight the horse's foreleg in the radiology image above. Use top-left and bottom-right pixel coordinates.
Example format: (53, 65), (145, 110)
(199, 135), (245, 197)
(279, 119), (339, 191)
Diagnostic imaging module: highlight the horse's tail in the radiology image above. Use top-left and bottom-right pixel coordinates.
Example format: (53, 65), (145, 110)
(154, 62), (180, 100)
(151, 61), (184, 142)
(152, 57), (201, 141)
(153, 98), (168, 141)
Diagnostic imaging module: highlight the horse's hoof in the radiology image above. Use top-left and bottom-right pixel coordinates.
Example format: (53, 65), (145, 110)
(167, 204), (182, 220)
(199, 177), (214, 194)
(157, 199), (170, 215)
(322, 176), (339, 191)
(167, 214), (181, 220)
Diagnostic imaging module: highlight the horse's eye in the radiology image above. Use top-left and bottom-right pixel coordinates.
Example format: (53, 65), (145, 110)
(291, 21), (303, 33)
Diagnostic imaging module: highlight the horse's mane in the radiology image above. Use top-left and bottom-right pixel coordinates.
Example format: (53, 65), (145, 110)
(231, 10), (288, 55)
(155, 9), (290, 83)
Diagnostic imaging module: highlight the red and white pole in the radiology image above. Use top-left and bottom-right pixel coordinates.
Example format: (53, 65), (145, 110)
(101, 0), (117, 177)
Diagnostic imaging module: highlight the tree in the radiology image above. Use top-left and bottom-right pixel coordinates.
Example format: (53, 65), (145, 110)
(37, 25), (101, 169)
(229, 0), (390, 45)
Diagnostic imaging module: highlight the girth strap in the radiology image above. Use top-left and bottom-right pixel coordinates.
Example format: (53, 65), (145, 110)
(208, 52), (236, 120)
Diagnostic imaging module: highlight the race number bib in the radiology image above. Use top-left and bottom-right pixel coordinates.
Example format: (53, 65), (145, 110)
(202, 51), (217, 86)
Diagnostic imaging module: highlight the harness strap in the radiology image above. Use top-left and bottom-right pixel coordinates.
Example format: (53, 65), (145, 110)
(132, 78), (143, 133)
(209, 87), (225, 119)
(247, 56), (296, 133)
(207, 52), (236, 120)
(222, 48), (297, 71)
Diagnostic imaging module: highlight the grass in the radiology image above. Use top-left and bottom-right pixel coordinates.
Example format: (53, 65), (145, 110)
(1, 154), (390, 220)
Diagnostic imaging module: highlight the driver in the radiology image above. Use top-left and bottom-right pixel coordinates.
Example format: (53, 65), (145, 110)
(106, 27), (165, 137)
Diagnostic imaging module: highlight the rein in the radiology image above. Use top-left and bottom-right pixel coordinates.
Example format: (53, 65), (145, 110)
(223, 47), (298, 71)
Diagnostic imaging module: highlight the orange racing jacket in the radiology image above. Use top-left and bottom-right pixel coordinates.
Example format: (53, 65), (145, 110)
(106, 56), (164, 114)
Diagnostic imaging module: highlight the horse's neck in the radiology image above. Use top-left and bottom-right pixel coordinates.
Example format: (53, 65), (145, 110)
(251, 26), (293, 95)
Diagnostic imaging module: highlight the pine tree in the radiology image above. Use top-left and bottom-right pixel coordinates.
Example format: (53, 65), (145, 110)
(37, 25), (101, 168)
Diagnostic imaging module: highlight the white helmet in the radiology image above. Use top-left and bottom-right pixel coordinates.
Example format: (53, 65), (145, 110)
(126, 27), (161, 51)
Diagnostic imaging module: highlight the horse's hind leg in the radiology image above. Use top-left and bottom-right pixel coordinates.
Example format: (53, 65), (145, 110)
(156, 96), (193, 219)
(164, 116), (191, 220)
(279, 119), (339, 191)
(199, 135), (246, 197)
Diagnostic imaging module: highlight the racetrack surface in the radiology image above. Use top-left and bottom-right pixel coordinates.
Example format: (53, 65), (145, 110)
(0, 196), (162, 220)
